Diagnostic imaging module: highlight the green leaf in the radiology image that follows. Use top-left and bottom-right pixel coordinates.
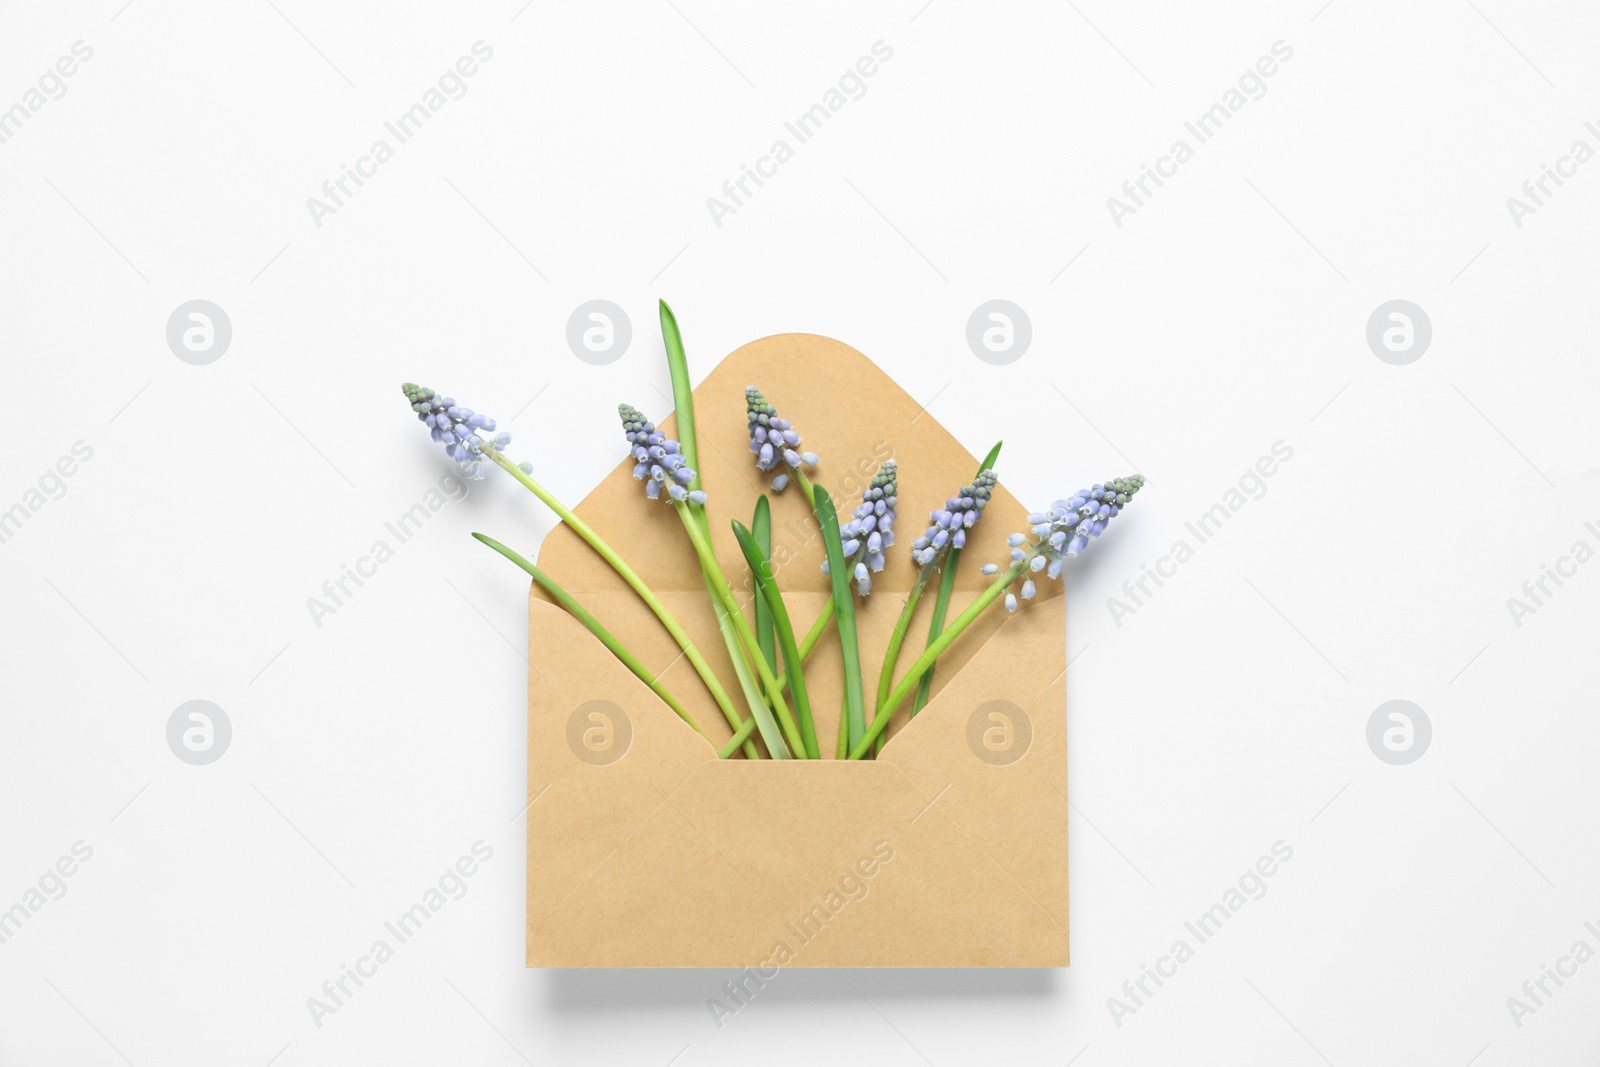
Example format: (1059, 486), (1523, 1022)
(659, 298), (762, 758)
(472, 533), (705, 740)
(815, 487), (866, 753)
(732, 520), (820, 759)
(752, 496), (777, 675)
(659, 299), (702, 500)
(912, 440), (1003, 717)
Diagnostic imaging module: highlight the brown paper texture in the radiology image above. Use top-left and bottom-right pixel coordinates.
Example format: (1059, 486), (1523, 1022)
(526, 333), (1068, 967)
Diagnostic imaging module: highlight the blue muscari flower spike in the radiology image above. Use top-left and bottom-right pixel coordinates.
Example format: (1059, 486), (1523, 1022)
(746, 386), (818, 492)
(821, 459), (897, 595)
(403, 382), (506, 480)
(991, 475), (1145, 595)
(910, 469), (996, 568)
(618, 403), (706, 506)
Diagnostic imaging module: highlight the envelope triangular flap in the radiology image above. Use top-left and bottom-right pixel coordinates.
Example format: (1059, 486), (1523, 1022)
(535, 332), (1057, 602)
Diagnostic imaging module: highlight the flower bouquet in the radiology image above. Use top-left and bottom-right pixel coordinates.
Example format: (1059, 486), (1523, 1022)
(404, 304), (1142, 967)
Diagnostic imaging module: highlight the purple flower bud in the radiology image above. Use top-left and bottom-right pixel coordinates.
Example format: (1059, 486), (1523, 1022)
(403, 383), (509, 480)
(747, 386), (821, 491)
(823, 460), (897, 594)
(1017, 475), (1144, 575)
(619, 403), (704, 506)
(912, 469), (997, 570)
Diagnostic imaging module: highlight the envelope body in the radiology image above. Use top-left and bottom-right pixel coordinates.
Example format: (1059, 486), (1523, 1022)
(527, 334), (1069, 968)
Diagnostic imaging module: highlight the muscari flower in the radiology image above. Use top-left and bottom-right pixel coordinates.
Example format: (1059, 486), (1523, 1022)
(910, 469), (996, 568)
(746, 386), (818, 492)
(821, 459), (897, 595)
(619, 404), (707, 506)
(403, 383), (514, 480)
(996, 475), (1146, 610)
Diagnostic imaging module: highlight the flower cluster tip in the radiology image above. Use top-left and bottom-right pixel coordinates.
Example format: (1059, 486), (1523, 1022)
(911, 469), (996, 567)
(821, 459), (897, 595)
(746, 386), (818, 492)
(403, 383), (508, 480)
(619, 403), (706, 505)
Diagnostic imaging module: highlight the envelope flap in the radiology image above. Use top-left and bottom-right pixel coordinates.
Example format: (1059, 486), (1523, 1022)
(535, 333), (1052, 602)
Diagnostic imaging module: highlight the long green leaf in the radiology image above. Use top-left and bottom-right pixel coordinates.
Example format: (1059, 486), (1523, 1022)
(678, 506), (805, 758)
(732, 520), (820, 759)
(836, 690), (848, 759)
(752, 496), (777, 674)
(659, 298), (761, 759)
(659, 299), (703, 503)
(912, 440), (1003, 717)
(471, 533), (705, 740)
(815, 487), (866, 752)
(482, 446), (753, 755)
(712, 576), (790, 759)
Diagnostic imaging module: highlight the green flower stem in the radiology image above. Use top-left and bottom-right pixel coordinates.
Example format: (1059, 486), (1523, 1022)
(912, 559), (959, 717)
(872, 566), (933, 755)
(912, 441), (1002, 717)
(814, 487), (868, 754)
(482, 445), (757, 758)
(849, 556), (1031, 760)
(718, 714), (758, 758)
(675, 502), (809, 758)
(706, 570), (790, 759)
(732, 521), (821, 759)
(769, 469), (839, 692)
(797, 600), (837, 657)
(471, 533), (706, 740)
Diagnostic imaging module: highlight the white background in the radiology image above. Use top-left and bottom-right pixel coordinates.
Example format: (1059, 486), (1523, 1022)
(2, 0), (1598, 1063)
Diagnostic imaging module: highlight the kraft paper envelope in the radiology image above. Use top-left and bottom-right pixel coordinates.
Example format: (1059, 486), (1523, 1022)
(527, 333), (1068, 968)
